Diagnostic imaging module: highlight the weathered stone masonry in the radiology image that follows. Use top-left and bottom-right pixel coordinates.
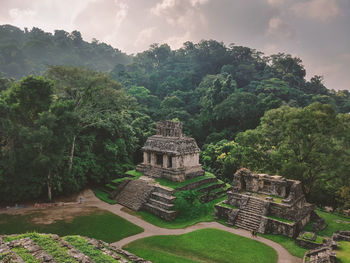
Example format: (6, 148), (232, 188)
(215, 168), (316, 237)
(136, 120), (204, 182)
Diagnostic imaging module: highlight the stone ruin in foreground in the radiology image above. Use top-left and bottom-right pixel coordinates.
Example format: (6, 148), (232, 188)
(0, 233), (151, 263)
(110, 121), (227, 221)
(215, 168), (319, 238)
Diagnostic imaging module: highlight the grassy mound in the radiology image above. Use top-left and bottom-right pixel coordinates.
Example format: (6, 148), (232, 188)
(124, 228), (278, 263)
(0, 210), (143, 243)
(304, 209), (350, 236)
(94, 169), (144, 204)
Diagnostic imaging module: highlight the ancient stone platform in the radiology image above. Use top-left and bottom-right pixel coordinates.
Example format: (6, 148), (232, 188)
(215, 168), (317, 238)
(115, 177), (155, 211)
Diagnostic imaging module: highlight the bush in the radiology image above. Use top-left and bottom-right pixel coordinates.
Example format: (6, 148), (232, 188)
(174, 190), (211, 220)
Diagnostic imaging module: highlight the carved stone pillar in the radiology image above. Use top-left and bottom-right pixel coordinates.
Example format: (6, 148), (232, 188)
(143, 152), (148, 164)
(163, 155), (168, 168)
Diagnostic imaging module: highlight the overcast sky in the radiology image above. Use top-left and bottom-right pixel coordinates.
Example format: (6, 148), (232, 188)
(0, 0), (349, 90)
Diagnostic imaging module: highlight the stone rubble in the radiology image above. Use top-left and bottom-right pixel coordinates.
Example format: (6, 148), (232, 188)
(0, 234), (152, 263)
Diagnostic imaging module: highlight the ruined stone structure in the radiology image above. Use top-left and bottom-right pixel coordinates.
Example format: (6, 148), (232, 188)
(136, 120), (204, 182)
(302, 231), (350, 263)
(215, 168), (315, 237)
(0, 233), (151, 263)
(109, 121), (228, 221)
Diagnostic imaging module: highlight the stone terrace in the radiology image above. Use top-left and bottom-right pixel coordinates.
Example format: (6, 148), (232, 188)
(215, 168), (317, 238)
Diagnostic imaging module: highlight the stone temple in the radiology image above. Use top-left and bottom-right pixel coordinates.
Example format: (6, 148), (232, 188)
(215, 168), (319, 237)
(110, 120), (213, 221)
(136, 120), (204, 182)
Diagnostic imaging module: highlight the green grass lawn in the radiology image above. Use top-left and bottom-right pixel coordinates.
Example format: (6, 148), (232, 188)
(303, 209), (350, 237)
(154, 172), (216, 189)
(124, 228), (277, 263)
(259, 233), (308, 258)
(337, 241), (350, 263)
(0, 210), (143, 243)
(93, 189), (117, 204)
(125, 170), (143, 179)
(130, 196), (226, 229)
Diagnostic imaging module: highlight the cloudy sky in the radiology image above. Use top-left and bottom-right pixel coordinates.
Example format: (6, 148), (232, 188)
(0, 0), (349, 90)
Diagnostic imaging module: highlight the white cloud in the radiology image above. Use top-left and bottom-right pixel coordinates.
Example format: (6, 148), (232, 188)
(135, 27), (157, 47)
(149, 0), (209, 49)
(74, 0), (129, 42)
(267, 16), (295, 40)
(267, 0), (283, 6)
(291, 0), (340, 22)
(165, 31), (191, 49)
(151, 0), (208, 28)
(1, 0), (93, 33)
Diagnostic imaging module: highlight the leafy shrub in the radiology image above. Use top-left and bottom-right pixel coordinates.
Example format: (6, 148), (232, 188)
(174, 190), (212, 220)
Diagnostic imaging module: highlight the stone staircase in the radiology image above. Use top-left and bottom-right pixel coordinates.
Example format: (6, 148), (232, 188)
(143, 185), (177, 221)
(115, 179), (154, 211)
(235, 197), (265, 232)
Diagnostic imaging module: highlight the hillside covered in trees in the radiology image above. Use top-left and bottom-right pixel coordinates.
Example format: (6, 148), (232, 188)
(0, 25), (130, 79)
(0, 25), (349, 211)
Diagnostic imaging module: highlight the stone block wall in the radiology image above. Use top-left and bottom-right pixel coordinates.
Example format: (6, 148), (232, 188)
(214, 202), (239, 225)
(263, 216), (297, 237)
(269, 199), (314, 222)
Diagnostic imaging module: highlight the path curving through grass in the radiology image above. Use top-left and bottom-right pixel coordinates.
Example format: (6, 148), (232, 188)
(80, 190), (301, 263)
(124, 228), (278, 263)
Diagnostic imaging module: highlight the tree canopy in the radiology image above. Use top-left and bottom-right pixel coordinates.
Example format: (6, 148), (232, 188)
(0, 26), (349, 209)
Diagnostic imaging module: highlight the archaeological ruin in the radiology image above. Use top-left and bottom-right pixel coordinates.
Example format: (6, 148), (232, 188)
(136, 120), (204, 182)
(109, 120), (228, 221)
(215, 168), (318, 237)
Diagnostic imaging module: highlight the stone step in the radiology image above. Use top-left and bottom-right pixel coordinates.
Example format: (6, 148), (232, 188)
(0, 243), (26, 263)
(237, 214), (261, 221)
(236, 216), (261, 224)
(143, 203), (177, 221)
(248, 200), (265, 205)
(237, 217), (261, 224)
(242, 207), (262, 213)
(153, 185), (175, 195)
(147, 198), (175, 211)
(239, 210), (263, 217)
(116, 179), (154, 211)
(237, 221), (260, 227)
(246, 204), (264, 209)
(7, 237), (57, 263)
(240, 207), (262, 211)
(235, 222), (260, 231)
(151, 192), (176, 203)
(236, 221), (260, 228)
(243, 209), (262, 213)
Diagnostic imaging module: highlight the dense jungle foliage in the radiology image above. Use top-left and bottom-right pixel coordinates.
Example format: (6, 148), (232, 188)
(0, 26), (349, 210)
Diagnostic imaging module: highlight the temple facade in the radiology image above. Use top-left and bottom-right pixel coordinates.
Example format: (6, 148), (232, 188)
(136, 120), (204, 182)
